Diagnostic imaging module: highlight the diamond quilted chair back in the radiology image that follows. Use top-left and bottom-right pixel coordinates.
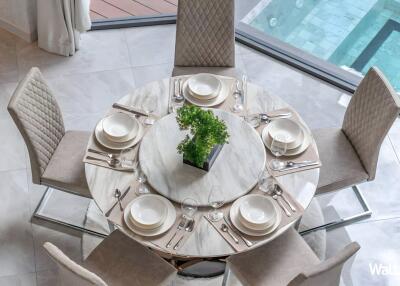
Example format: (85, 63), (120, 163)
(342, 67), (400, 180)
(174, 0), (235, 67)
(8, 67), (65, 184)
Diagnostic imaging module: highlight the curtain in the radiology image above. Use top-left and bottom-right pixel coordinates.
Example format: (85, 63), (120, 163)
(37, 0), (91, 56)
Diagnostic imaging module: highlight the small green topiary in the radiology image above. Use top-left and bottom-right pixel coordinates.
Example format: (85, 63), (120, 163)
(176, 105), (229, 168)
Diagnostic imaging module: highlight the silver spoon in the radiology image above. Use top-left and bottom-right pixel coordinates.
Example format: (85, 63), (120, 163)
(271, 193), (291, 217)
(221, 223), (239, 244)
(114, 189), (123, 211)
(275, 188), (296, 212)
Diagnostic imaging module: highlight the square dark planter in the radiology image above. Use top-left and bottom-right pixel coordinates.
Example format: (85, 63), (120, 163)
(183, 144), (223, 172)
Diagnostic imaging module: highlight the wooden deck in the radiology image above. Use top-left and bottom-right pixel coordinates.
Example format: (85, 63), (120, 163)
(90, 0), (178, 20)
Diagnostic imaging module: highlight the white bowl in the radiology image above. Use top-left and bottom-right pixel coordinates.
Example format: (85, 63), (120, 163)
(267, 119), (303, 149)
(102, 113), (138, 143)
(187, 74), (221, 100)
(238, 195), (276, 230)
(130, 196), (167, 230)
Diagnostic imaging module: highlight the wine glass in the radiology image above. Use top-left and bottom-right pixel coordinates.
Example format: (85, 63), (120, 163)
(143, 95), (156, 125)
(269, 133), (288, 170)
(135, 166), (149, 195)
(258, 169), (276, 194)
(244, 113), (261, 128)
(208, 185), (224, 221)
(231, 79), (244, 113)
(120, 148), (137, 169)
(181, 198), (198, 220)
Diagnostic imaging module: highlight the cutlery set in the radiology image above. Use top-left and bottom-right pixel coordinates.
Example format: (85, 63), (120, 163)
(105, 186), (131, 217)
(269, 184), (296, 217)
(166, 216), (195, 250)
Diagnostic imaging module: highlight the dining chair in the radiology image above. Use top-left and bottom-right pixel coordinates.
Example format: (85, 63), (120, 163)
(223, 228), (360, 286)
(302, 67), (400, 234)
(44, 230), (177, 286)
(7, 67), (105, 236)
(172, 0), (238, 78)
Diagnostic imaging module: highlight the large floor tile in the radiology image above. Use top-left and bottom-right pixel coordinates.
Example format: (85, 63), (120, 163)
(132, 63), (173, 88)
(16, 29), (131, 79)
(46, 68), (136, 117)
(125, 25), (176, 67)
(326, 218), (400, 286)
(0, 81), (17, 119)
(0, 118), (27, 172)
(0, 28), (18, 84)
(0, 170), (35, 277)
(31, 222), (82, 272)
(0, 272), (36, 286)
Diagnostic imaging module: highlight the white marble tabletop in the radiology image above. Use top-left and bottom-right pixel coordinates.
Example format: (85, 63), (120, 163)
(85, 77), (320, 258)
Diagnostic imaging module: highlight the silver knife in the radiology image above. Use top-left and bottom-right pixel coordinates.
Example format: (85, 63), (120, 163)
(112, 103), (148, 117)
(223, 216), (253, 247)
(105, 186), (131, 217)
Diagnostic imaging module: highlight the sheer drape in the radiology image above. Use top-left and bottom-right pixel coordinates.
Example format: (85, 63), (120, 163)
(37, 0), (91, 56)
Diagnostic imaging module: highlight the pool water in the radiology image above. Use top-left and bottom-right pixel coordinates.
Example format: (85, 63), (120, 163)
(247, 0), (400, 90)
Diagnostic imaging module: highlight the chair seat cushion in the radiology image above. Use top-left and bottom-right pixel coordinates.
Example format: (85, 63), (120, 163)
(313, 128), (368, 194)
(41, 130), (91, 198)
(172, 66), (239, 78)
(227, 228), (320, 286)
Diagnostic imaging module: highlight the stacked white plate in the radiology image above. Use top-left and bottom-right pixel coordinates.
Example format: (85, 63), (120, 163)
(262, 118), (312, 156)
(183, 73), (229, 107)
(123, 194), (176, 237)
(229, 194), (282, 236)
(95, 112), (143, 150)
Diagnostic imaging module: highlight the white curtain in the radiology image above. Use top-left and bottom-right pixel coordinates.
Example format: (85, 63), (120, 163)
(37, 0), (91, 56)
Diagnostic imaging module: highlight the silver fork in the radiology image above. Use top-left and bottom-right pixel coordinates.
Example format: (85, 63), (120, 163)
(166, 217), (187, 248)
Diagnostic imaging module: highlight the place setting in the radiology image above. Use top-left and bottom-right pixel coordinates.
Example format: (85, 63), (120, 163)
(256, 109), (321, 176)
(204, 174), (303, 252)
(168, 73), (239, 112)
(84, 111), (144, 171)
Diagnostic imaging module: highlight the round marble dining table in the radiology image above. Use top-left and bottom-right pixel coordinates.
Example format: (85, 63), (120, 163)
(85, 77), (320, 260)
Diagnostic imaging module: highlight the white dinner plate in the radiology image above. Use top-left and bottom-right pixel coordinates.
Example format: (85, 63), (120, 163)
(95, 118), (144, 150)
(187, 73), (221, 100)
(267, 118), (303, 150)
(123, 194), (176, 237)
(230, 195), (281, 237)
(102, 113), (139, 143)
(183, 78), (230, 107)
(261, 122), (311, 156)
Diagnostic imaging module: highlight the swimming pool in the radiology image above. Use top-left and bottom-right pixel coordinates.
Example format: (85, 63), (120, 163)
(245, 0), (400, 90)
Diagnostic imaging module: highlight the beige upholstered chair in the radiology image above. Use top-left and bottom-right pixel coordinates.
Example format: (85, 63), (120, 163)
(7, 67), (96, 233)
(305, 67), (400, 232)
(44, 230), (177, 286)
(172, 0), (237, 77)
(224, 228), (360, 286)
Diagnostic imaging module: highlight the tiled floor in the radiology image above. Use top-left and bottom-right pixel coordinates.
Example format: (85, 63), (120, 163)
(0, 24), (399, 285)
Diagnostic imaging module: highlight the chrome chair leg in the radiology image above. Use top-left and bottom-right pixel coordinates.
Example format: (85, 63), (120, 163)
(32, 187), (109, 238)
(300, 186), (372, 235)
(222, 266), (230, 286)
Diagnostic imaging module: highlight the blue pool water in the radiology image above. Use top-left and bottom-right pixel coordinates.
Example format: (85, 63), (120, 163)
(248, 0), (400, 90)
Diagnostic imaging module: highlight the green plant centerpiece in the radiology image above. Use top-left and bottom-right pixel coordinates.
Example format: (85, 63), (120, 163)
(176, 105), (229, 171)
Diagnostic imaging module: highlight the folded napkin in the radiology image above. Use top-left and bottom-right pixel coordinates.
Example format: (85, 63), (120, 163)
(256, 108), (321, 177)
(205, 186), (304, 252)
(169, 75), (244, 116)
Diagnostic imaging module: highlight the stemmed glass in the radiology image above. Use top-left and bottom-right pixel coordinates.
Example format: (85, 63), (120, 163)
(143, 95), (156, 125)
(120, 148), (138, 169)
(258, 169), (276, 194)
(181, 198), (198, 220)
(231, 75), (247, 113)
(135, 166), (150, 195)
(208, 185), (224, 221)
(269, 133), (288, 170)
